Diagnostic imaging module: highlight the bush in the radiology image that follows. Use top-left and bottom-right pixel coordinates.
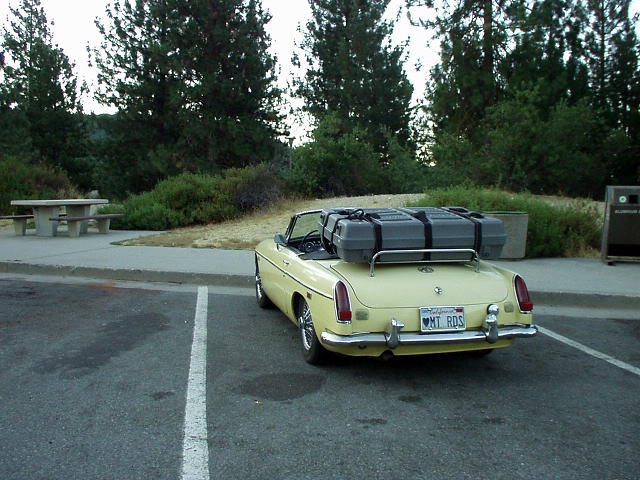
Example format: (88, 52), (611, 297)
(224, 163), (282, 211)
(407, 185), (601, 258)
(0, 156), (79, 215)
(102, 165), (282, 230)
(382, 135), (428, 193)
(284, 114), (384, 197)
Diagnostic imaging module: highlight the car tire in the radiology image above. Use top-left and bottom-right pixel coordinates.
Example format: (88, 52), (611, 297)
(255, 255), (273, 309)
(297, 297), (328, 365)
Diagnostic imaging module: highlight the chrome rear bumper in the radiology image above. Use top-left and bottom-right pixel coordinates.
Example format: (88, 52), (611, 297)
(321, 323), (538, 349)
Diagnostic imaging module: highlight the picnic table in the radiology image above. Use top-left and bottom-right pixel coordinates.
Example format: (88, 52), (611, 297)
(9, 199), (111, 237)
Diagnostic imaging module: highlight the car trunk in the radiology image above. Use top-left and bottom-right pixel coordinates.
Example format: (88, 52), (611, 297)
(329, 261), (509, 309)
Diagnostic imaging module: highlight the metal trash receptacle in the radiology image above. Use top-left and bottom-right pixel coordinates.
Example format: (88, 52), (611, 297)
(601, 185), (640, 264)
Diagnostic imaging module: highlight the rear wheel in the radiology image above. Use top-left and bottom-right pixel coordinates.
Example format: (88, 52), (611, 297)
(297, 297), (328, 365)
(255, 255), (273, 308)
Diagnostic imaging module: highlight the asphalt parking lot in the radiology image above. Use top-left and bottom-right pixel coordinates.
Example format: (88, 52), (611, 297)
(1, 276), (639, 480)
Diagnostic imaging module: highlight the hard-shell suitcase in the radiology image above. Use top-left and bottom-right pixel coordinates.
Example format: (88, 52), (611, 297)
(319, 207), (506, 262)
(400, 206), (506, 259)
(319, 208), (425, 262)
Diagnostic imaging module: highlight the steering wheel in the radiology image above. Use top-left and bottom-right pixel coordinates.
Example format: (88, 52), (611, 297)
(300, 229), (321, 253)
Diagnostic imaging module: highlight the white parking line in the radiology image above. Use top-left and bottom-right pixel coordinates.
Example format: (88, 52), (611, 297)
(539, 326), (640, 377)
(181, 286), (210, 480)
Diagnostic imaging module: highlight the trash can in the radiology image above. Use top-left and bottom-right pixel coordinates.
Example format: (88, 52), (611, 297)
(486, 211), (529, 259)
(601, 185), (640, 264)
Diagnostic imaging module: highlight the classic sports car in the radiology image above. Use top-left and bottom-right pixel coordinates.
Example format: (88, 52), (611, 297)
(254, 209), (537, 364)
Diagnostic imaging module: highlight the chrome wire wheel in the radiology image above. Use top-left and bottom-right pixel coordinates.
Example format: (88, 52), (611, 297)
(255, 271), (264, 300)
(299, 299), (315, 351)
(297, 297), (328, 364)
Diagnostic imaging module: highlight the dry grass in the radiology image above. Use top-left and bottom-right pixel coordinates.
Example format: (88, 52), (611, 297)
(3, 193), (604, 255)
(117, 194), (426, 249)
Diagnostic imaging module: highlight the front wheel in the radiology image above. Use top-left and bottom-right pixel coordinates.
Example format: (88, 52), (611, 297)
(255, 255), (273, 309)
(297, 297), (328, 365)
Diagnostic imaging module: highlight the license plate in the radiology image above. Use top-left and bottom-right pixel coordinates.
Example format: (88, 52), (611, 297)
(420, 306), (466, 332)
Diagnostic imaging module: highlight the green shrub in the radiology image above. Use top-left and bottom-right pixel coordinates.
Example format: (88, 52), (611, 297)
(224, 163), (281, 211)
(408, 185), (601, 258)
(284, 114), (383, 197)
(0, 156), (78, 215)
(101, 166), (281, 231)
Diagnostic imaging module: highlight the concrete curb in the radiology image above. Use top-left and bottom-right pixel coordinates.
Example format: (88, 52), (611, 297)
(4, 260), (639, 312)
(531, 290), (640, 311)
(0, 262), (254, 288)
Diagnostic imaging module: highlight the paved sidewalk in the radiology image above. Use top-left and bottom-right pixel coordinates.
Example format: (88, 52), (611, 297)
(1, 228), (638, 312)
(0, 229), (254, 287)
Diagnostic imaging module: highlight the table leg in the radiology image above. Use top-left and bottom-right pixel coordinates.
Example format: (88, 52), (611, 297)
(33, 207), (59, 236)
(66, 205), (91, 234)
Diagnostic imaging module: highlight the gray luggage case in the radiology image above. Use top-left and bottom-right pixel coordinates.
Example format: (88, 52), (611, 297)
(319, 208), (425, 262)
(442, 207), (506, 259)
(319, 209), (375, 262)
(399, 207), (476, 260)
(319, 207), (505, 262)
(400, 207), (506, 259)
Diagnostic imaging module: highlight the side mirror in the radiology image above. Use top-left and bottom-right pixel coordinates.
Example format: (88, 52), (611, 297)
(274, 233), (286, 245)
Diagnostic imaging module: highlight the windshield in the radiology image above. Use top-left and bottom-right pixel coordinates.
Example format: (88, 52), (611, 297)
(287, 210), (321, 241)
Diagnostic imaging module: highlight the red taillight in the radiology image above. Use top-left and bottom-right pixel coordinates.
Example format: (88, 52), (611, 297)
(514, 275), (533, 312)
(334, 281), (352, 322)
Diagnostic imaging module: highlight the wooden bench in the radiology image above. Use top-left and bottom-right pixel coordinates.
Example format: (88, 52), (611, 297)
(0, 214), (35, 236)
(50, 213), (124, 237)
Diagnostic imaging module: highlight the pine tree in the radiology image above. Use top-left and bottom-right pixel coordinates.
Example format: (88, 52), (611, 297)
(584, 0), (640, 127)
(295, 0), (413, 155)
(93, 0), (282, 190)
(93, 0), (188, 191)
(412, 0), (522, 134)
(0, 0), (86, 178)
(174, 0), (283, 171)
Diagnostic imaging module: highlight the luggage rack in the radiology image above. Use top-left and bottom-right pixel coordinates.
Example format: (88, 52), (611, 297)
(369, 248), (480, 277)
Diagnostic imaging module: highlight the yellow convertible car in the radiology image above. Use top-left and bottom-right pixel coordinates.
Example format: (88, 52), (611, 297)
(254, 208), (537, 364)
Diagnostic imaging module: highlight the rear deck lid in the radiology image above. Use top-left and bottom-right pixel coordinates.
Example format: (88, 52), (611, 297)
(329, 261), (509, 308)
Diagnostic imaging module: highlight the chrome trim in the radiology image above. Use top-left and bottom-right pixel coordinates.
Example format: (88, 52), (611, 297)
(255, 252), (332, 300)
(321, 324), (538, 349)
(369, 249), (480, 277)
(483, 304), (499, 344)
(386, 319), (405, 348)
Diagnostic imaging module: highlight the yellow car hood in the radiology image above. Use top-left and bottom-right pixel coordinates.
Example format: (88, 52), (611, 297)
(329, 261), (510, 308)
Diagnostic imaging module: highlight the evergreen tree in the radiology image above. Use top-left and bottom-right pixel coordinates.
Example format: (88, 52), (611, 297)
(583, 0), (639, 183)
(295, 0), (413, 157)
(174, 0), (284, 171)
(409, 0), (639, 192)
(584, 1), (640, 126)
(504, 0), (590, 111)
(412, 0), (521, 134)
(93, 0), (282, 193)
(0, 0), (87, 183)
(93, 0), (186, 192)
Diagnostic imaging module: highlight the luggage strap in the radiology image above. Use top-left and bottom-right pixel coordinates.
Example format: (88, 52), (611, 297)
(408, 210), (434, 260)
(445, 207), (484, 254)
(321, 208), (361, 254)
